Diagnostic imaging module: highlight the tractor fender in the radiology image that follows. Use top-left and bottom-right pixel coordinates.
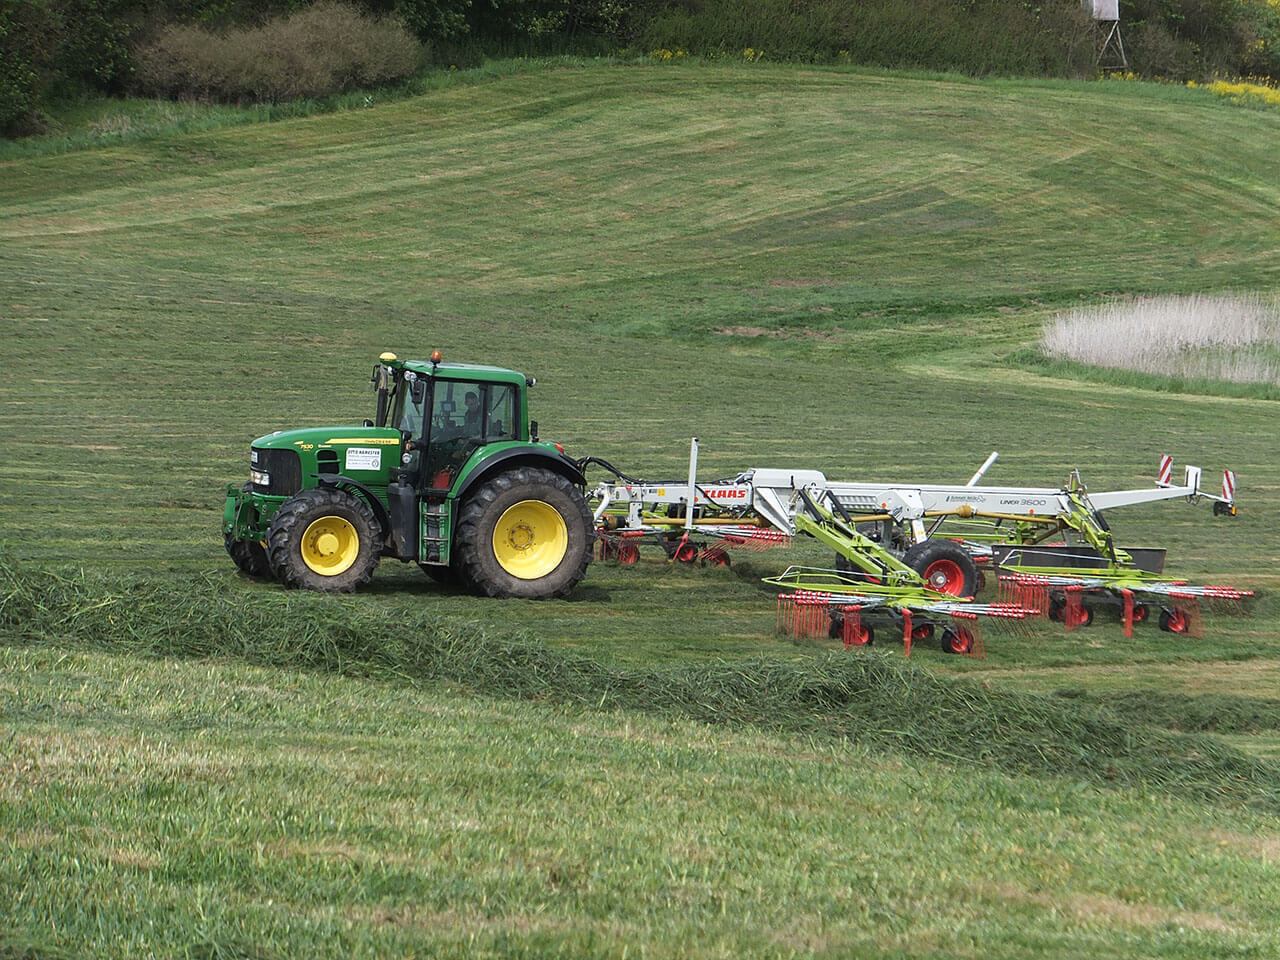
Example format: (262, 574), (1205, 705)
(313, 475), (393, 535)
(455, 447), (586, 503)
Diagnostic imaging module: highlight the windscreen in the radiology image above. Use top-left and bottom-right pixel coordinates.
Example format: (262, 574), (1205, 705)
(423, 381), (517, 490)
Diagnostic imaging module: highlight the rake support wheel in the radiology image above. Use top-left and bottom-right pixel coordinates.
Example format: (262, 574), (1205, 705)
(267, 487), (381, 592)
(941, 625), (976, 655)
(1159, 606), (1191, 634)
(903, 539), (979, 598)
(455, 466), (593, 599)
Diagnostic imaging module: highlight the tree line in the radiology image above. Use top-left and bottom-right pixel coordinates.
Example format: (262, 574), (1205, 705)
(4, 0), (1278, 136)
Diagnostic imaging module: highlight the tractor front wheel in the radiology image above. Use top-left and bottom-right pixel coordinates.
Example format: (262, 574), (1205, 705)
(455, 467), (593, 599)
(903, 540), (979, 598)
(267, 488), (381, 592)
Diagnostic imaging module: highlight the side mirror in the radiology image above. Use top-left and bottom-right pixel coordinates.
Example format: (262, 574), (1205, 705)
(530, 419), (539, 442)
(363, 418), (374, 427)
(411, 380), (426, 404)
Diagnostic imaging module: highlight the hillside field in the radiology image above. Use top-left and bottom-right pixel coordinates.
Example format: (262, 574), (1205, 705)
(3, 61), (1280, 957)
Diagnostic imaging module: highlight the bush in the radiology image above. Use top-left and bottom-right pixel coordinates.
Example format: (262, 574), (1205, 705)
(132, 1), (422, 102)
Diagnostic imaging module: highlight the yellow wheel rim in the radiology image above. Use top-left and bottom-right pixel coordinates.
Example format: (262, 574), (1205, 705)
(492, 500), (568, 580)
(300, 516), (360, 576)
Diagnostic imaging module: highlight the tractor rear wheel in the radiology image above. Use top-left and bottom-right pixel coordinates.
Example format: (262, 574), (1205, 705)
(903, 539), (979, 598)
(267, 487), (381, 592)
(224, 532), (271, 579)
(455, 466), (593, 599)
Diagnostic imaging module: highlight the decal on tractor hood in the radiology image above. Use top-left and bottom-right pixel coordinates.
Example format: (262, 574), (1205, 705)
(325, 437), (401, 445)
(345, 447), (382, 471)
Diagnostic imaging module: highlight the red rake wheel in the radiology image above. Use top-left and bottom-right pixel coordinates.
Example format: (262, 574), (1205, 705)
(673, 541), (699, 564)
(924, 559), (965, 594)
(941, 625), (975, 655)
(911, 623), (935, 642)
(1159, 607), (1191, 634)
(1131, 603), (1150, 624)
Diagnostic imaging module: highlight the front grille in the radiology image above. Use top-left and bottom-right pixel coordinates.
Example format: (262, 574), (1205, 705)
(252, 447), (303, 497)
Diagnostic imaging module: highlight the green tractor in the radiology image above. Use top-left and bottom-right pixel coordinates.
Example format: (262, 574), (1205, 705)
(222, 351), (593, 597)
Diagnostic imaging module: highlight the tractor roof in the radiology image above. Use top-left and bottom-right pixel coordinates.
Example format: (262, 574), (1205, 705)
(389, 356), (528, 385)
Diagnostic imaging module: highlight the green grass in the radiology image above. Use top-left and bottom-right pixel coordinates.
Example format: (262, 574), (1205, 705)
(3, 61), (1280, 956)
(5, 644), (1280, 959)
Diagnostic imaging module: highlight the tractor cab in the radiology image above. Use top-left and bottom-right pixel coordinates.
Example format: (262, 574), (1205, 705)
(374, 352), (530, 495)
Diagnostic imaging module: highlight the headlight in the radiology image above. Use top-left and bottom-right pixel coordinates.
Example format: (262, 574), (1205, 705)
(250, 468), (271, 486)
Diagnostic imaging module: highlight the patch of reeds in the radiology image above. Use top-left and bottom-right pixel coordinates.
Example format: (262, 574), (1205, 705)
(3, 557), (1277, 811)
(1040, 294), (1280, 386)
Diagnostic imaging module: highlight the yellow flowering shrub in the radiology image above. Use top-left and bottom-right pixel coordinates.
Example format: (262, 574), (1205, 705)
(1189, 77), (1280, 105)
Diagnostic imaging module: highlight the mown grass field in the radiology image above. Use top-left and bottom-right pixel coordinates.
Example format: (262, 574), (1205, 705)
(3, 60), (1280, 957)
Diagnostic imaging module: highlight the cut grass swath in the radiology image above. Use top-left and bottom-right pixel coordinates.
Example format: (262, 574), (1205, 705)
(3, 556), (1277, 813)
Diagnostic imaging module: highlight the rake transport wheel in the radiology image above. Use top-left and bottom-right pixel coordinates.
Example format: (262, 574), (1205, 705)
(455, 466), (593, 599)
(267, 487), (381, 592)
(224, 532), (271, 579)
(903, 539), (979, 598)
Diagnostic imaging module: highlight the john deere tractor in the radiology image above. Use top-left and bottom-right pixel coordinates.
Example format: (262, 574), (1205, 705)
(222, 352), (593, 597)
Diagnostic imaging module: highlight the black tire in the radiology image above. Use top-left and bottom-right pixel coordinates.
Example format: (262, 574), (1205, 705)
(224, 532), (271, 579)
(266, 487), (381, 592)
(902, 539), (979, 598)
(454, 466), (593, 599)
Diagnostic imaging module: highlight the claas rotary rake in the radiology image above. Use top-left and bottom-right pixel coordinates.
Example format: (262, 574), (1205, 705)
(588, 441), (1252, 656)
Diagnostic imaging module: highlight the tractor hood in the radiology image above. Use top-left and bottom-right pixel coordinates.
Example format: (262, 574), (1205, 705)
(253, 425), (402, 454)
(249, 426), (402, 495)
